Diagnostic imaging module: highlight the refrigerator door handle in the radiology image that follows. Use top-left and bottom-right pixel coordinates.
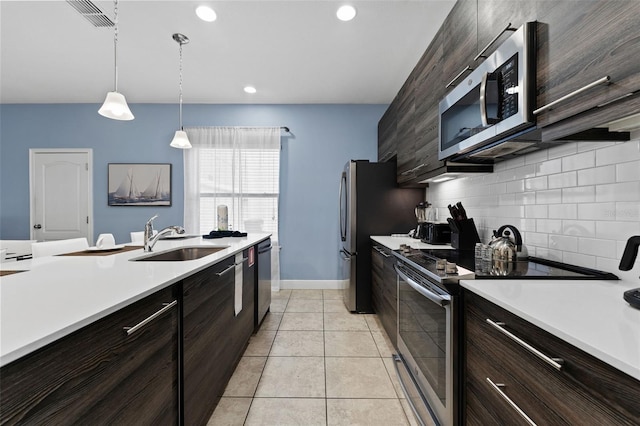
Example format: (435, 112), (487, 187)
(339, 172), (347, 242)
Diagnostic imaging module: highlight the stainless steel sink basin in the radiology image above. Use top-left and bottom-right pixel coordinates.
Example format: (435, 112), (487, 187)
(131, 246), (228, 261)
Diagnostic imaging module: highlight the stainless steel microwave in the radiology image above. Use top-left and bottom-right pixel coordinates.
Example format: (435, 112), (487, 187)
(438, 22), (536, 161)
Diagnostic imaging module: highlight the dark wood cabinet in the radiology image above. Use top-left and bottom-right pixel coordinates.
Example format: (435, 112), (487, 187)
(464, 290), (640, 425)
(476, 1), (538, 59)
(0, 286), (179, 426)
(395, 76), (417, 184)
(442, 0), (477, 90)
(183, 252), (255, 426)
(535, 0), (640, 127)
(371, 244), (397, 346)
(378, 101), (397, 163)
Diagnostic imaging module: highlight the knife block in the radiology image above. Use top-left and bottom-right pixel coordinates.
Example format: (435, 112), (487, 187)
(450, 218), (481, 250)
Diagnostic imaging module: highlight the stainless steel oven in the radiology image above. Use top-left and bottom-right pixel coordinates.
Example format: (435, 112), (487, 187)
(393, 253), (473, 426)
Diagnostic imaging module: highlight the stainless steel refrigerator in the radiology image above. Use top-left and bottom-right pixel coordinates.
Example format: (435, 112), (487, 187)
(339, 160), (424, 312)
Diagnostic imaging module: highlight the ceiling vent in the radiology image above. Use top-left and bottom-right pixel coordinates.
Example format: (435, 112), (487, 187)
(66, 0), (114, 27)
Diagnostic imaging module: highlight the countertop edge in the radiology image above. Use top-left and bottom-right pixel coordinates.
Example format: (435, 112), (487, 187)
(0, 234), (271, 367)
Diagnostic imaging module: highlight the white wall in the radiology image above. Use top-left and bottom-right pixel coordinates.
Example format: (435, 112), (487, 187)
(427, 136), (640, 285)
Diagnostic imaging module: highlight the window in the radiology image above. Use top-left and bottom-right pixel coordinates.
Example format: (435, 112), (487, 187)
(183, 127), (281, 239)
(198, 146), (279, 235)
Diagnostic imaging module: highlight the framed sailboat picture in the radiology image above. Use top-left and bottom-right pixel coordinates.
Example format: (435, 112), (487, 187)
(108, 163), (172, 206)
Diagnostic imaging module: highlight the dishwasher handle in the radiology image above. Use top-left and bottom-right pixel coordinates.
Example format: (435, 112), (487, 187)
(394, 264), (450, 307)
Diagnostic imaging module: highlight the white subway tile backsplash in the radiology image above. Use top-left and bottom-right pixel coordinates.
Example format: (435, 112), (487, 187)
(562, 150), (595, 172)
(548, 142), (577, 159)
(561, 186), (595, 203)
(427, 138), (640, 284)
(525, 176), (548, 191)
(549, 234), (577, 252)
(577, 237), (617, 259)
(616, 161), (640, 182)
(548, 204), (577, 219)
(595, 140), (640, 166)
(548, 171), (577, 189)
(536, 219), (562, 234)
(535, 158), (562, 176)
(615, 201), (640, 222)
(536, 189), (562, 204)
(506, 179), (525, 193)
(577, 202), (616, 221)
(595, 181), (640, 202)
(525, 205), (548, 219)
(595, 221), (640, 240)
(577, 165), (615, 186)
(562, 220), (595, 238)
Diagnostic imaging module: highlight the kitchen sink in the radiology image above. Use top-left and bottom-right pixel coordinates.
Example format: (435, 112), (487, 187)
(131, 246), (228, 261)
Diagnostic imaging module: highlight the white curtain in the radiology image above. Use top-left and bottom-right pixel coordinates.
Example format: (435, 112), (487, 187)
(183, 126), (281, 290)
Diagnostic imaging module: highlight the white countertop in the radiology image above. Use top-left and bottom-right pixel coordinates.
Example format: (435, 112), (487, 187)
(0, 234), (270, 367)
(371, 235), (454, 250)
(461, 279), (640, 380)
(372, 235), (639, 380)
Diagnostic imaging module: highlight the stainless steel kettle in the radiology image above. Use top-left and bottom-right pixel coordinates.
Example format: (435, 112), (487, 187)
(490, 225), (528, 261)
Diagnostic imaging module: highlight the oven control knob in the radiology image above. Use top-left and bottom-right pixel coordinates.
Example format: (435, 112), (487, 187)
(445, 262), (458, 274)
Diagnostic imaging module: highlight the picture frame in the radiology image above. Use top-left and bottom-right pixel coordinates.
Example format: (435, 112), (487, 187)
(108, 163), (172, 206)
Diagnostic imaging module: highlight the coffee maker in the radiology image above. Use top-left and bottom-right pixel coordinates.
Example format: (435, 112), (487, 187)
(414, 202), (431, 239)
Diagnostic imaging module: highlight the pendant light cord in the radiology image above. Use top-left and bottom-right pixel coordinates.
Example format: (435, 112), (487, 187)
(179, 41), (183, 130)
(113, 0), (119, 92)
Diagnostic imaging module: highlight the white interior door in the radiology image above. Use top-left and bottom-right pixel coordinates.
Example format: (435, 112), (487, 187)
(30, 150), (93, 242)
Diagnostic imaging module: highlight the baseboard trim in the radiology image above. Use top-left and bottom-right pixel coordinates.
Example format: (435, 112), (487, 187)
(277, 279), (349, 290)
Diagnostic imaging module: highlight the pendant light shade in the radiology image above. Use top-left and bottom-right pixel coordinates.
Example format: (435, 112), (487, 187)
(170, 33), (191, 149)
(170, 130), (191, 149)
(99, 91), (134, 120)
(99, 0), (134, 121)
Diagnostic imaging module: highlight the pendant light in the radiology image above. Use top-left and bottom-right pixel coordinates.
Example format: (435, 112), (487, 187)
(170, 33), (192, 149)
(98, 0), (134, 120)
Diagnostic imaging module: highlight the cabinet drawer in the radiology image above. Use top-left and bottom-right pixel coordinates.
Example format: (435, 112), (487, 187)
(0, 286), (178, 425)
(465, 291), (640, 425)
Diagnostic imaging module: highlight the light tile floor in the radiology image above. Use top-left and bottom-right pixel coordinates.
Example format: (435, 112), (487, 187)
(207, 289), (422, 426)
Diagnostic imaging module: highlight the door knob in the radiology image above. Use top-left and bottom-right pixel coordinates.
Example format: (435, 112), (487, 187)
(33, 224), (42, 229)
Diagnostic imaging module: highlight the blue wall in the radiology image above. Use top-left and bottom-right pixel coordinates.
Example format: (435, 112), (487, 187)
(0, 104), (385, 280)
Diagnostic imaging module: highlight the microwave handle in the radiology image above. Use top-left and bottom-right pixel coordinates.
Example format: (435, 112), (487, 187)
(480, 72), (490, 127)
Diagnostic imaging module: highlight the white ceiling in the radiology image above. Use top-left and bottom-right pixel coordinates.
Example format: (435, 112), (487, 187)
(0, 0), (455, 104)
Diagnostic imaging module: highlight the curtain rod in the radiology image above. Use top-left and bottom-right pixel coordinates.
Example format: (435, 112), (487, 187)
(281, 126), (290, 133)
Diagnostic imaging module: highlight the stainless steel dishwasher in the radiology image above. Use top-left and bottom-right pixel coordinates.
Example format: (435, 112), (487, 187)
(256, 238), (272, 327)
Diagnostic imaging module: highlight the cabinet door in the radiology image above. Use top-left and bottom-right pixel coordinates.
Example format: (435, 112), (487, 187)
(183, 257), (236, 426)
(535, 0), (640, 126)
(442, 0), (477, 90)
(378, 101), (398, 163)
(413, 30), (446, 183)
(476, 0), (538, 59)
(396, 76), (417, 184)
(0, 286), (179, 425)
(464, 291), (640, 425)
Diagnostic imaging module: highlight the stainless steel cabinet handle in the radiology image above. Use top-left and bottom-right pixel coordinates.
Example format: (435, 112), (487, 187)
(373, 246), (391, 258)
(486, 319), (564, 371)
(474, 22), (516, 61)
(216, 263), (237, 276)
(394, 264), (450, 307)
(258, 245), (273, 254)
(235, 257), (249, 265)
(486, 378), (537, 426)
(446, 66), (473, 88)
(533, 76), (610, 115)
(123, 300), (177, 336)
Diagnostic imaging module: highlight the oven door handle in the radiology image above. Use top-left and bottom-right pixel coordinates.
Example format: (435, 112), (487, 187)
(394, 265), (450, 307)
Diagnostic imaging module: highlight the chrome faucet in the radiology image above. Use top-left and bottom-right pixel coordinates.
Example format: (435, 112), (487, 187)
(144, 215), (185, 252)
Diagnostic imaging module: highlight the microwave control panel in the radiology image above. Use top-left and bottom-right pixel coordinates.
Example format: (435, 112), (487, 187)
(497, 53), (519, 120)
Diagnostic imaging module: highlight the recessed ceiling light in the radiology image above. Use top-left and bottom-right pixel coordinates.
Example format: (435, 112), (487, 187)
(336, 5), (356, 21)
(196, 6), (217, 22)
(244, 86), (257, 94)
